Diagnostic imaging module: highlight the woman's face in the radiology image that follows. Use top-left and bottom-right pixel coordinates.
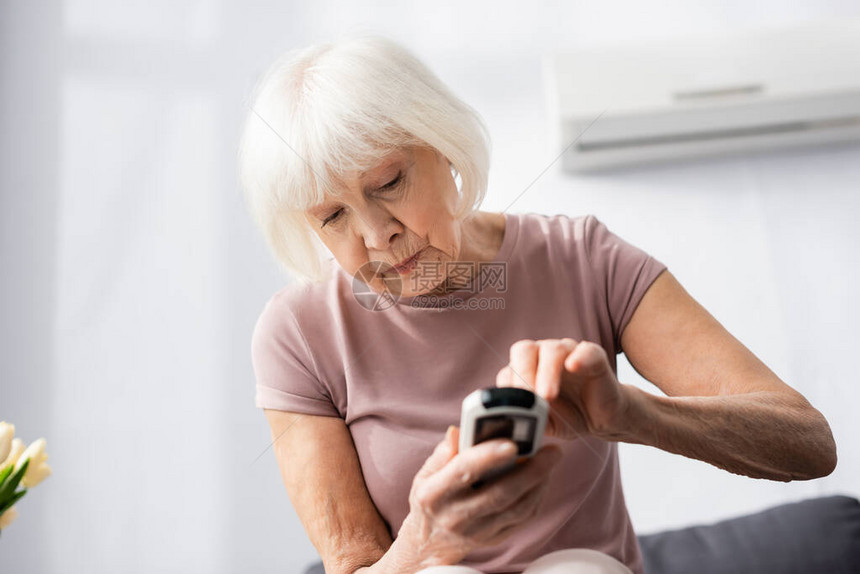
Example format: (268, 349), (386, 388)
(304, 146), (469, 298)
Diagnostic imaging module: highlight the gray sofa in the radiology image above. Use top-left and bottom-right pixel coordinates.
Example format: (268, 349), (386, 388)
(303, 495), (860, 573)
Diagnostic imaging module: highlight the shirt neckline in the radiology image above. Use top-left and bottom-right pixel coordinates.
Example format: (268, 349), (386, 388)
(393, 211), (521, 310)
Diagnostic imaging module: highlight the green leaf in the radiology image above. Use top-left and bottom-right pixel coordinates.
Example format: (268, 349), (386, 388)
(0, 464), (13, 487)
(0, 458), (28, 503)
(0, 488), (26, 516)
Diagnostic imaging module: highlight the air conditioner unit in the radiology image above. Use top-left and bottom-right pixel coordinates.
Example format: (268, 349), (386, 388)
(544, 20), (860, 172)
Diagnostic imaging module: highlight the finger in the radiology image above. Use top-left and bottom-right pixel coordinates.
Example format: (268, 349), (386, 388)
(495, 364), (513, 388)
(455, 444), (563, 519)
(491, 444), (563, 489)
(420, 438), (520, 503)
(482, 519), (522, 547)
(564, 340), (608, 375)
(465, 479), (549, 544)
(535, 339), (577, 401)
(491, 475), (550, 532)
(507, 339), (539, 393)
(414, 426), (457, 481)
(449, 425), (460, 456)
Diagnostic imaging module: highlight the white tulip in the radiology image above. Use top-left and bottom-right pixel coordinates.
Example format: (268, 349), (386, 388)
(0, 506), (18, 530)
(1, 438), (24, 472)
(15, 438), (52, 488)
(0, 422), (13, 464)
(21, 461), (52, 489)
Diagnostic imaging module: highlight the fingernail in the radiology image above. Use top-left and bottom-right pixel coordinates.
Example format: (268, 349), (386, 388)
(497, 442), (517, 456)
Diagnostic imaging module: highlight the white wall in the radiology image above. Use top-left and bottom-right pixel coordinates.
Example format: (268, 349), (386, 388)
(1, 1), (858, 572)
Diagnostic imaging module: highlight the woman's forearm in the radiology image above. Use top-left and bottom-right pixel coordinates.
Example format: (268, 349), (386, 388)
(617, 385), (837, 481)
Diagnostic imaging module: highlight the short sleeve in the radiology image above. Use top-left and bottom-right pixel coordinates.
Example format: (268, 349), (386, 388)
(251, 296), (341, 417)
(584, 215), (668, 354)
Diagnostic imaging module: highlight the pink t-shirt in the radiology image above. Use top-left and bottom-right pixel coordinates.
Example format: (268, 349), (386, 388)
(252, 212), (667, 574)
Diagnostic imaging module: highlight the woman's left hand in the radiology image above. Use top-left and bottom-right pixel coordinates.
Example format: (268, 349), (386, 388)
(496, 338), (631, 441)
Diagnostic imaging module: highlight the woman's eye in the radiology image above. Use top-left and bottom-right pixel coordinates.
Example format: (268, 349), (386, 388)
(321, 209), (343, 228)
(379, 173), (402, 191)
(320, 174), (401, 228)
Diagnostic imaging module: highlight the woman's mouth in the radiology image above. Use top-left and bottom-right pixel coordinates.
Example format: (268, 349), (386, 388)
(391, 249), (423, 274)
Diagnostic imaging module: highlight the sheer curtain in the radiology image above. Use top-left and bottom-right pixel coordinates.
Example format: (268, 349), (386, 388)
(2, 1), (317, 572)
(2, 1), (859, 573)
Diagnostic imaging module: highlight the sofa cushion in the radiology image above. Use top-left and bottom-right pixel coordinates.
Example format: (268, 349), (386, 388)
(303, 495), (860, 573)
(638, 495), (860, 574)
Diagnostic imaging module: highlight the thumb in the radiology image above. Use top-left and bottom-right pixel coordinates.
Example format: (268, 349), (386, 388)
(415, 426), (458, 480)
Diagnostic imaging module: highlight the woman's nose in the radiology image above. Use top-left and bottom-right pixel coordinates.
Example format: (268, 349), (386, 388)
(357, 208), (401, 252)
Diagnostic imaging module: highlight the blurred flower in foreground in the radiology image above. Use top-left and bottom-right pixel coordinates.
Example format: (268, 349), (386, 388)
(16, 438), (52, 488)
(0, 423), (13, 462)
(0, 421), (52, 536)
(0, 506), (17, 529)
(1, 438), (25, 470)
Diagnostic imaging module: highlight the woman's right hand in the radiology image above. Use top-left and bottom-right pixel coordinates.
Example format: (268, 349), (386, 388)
(398, 426), (563, 568)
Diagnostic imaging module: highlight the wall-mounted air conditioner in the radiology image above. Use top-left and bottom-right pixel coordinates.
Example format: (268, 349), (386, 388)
(544, 20), (860, 172)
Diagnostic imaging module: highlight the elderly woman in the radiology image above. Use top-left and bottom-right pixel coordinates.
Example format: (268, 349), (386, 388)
(239, 35), (837, 574)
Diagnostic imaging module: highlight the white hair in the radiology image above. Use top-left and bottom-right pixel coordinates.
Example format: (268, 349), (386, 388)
(238, 34), (492, 284)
